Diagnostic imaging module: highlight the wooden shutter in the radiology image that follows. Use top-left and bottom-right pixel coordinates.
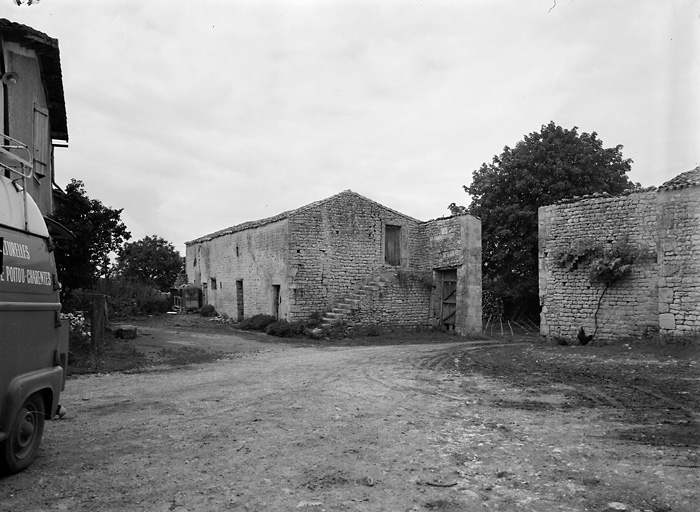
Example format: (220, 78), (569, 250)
(33, 105), (50, 178)
(385, 225), (401, 266)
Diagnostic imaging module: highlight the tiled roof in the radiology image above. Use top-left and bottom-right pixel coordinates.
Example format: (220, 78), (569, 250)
(658, 167), (700, 191)
(185, 190), (420, 245)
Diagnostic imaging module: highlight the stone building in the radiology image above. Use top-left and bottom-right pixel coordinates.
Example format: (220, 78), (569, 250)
(186, 190), (482, 335)
(538, 167), (700, 341)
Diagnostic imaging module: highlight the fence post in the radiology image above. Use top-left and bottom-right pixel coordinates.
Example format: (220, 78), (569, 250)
(90, 294), (107, 368)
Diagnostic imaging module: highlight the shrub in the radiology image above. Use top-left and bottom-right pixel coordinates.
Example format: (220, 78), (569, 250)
(265, 320), (305, 337)
(348, 324), (383, 337)
(199, 304), (217, 317)
(91, 278), (170, 317)
(239, 314), (277, 331)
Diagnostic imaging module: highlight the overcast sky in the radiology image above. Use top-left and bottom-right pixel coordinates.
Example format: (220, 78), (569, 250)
(6, 0), (699, 253)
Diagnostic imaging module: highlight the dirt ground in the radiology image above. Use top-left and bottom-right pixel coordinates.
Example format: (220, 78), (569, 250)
(1, 317), (698, 512)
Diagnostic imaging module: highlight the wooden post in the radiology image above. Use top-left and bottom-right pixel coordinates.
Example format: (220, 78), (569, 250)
(90, 294), (107, 368)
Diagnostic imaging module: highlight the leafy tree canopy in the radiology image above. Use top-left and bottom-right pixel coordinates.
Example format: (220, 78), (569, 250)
(449, 121), (635, 313)
(49, 179), (131, 299)
(117, 235), (183, 291)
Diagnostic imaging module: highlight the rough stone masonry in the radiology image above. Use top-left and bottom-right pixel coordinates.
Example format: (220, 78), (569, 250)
(539, 168), (700, 341)
(186, 190), (482, 335)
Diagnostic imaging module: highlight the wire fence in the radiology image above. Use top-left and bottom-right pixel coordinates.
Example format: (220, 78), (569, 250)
(482, 316), (540, 337)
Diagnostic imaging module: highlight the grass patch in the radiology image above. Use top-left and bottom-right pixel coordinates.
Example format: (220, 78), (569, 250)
(68, 329), (224, 376)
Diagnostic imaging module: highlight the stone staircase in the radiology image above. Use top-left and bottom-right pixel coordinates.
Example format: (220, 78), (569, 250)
(320, 271), (394, 329)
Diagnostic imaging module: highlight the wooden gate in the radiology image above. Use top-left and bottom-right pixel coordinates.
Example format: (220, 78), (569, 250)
(439, 269), (457, 330)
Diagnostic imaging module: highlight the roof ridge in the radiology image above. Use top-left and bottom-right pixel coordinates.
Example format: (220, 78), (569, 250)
(185, 189), (422, 245)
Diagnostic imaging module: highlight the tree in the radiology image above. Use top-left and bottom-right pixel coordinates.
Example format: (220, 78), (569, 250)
(449, 122), (634, 318)
(117, 235), (183, 291)
(50, 179), (131, 300)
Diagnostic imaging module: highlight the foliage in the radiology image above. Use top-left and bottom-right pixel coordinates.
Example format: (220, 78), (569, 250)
(94, 278), (171, 317)
(553, 237), (641, 285)
(50, 179), (131, 300)
(62, 312), (90, 344)
(239, 314), (277, 331)
(553, 237), (641, 338)
(449, 122), (634, 313)
(552, 237), (600, 271)
(482, 290), (505, 320)
(117, 235), (183, 291)
(199, 304), (217, 317)
(265, 320), (306, 337)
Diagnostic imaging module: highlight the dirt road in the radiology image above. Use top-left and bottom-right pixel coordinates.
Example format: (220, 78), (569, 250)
(1, 329), (698, 512)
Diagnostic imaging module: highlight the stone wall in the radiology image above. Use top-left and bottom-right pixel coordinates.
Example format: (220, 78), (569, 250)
(657, 186), (700, 332)
(186, 190), (482, 334)
(186, 219), (290, 319)
(539, 177), (700, 341)
(286, 192), (421, 320)
(422, 215), (482, 335)
(340, 269), (434, 328)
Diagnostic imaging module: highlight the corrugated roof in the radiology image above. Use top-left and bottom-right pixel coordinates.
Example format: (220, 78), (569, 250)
(658, 166), (700, 191)
(186, 189), (421, 245)
(0, 18), (68, 141)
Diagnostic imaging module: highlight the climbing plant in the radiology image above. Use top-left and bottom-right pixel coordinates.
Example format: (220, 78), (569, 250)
(552, 236), (642, 337)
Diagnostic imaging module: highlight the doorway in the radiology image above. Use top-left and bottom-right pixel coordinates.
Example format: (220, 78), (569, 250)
(272, 285), (281, 320)
(236, 280), (244, 322)
(438, 269), (457, 331)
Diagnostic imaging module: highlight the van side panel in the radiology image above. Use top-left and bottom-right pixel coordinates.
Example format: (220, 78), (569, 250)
(0, 226), (65, 435)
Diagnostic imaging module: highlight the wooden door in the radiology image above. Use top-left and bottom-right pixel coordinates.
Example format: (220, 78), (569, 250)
(439, 269), (457, 330)
(385, 225), (401, 266)
(272, 285), (281, 320)
(236, 280), (244, 322)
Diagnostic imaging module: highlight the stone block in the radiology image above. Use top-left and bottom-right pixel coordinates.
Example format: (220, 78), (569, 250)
(658, 313), (676, 330)
(115, 325), (138, 340)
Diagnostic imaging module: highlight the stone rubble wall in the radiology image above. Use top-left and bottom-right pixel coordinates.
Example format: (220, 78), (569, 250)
(287, 193), (421, 321)
(539, 186), (700, 341)
(340, 269), (433, 328)
(186, 191), (481, 334)
(656, 187), (700, 333)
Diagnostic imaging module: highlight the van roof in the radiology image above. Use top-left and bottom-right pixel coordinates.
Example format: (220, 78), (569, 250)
(0, 176), (49, 237)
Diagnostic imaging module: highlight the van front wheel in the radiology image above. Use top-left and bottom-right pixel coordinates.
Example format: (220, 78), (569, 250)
(1, 393), (46, 474)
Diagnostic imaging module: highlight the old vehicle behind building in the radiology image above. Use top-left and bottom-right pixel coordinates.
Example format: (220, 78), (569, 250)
(0, 160), (68, 474)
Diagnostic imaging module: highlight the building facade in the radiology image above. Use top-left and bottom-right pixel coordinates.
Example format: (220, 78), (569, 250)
(186, 190), (482, 335)
(0, 18), (68, 217)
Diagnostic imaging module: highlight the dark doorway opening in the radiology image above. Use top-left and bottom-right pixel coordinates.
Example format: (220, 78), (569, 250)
(236, 280), (244, 322)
